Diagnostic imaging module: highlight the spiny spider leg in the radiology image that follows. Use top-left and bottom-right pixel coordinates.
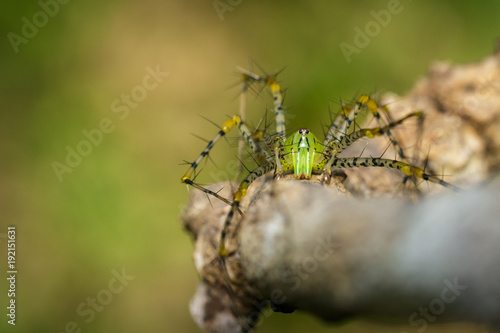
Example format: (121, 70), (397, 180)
(218, 72), (286, 256)
(330, 157), (460, 192)
(324, 95), (410, 162)
(181, 115), (270, 202)
(218, 160), (277, 257)
(336, 111), (423, 154)
(318, 111), (421, 183)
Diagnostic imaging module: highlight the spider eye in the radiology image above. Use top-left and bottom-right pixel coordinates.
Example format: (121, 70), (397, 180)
(298, 128), (310, 136)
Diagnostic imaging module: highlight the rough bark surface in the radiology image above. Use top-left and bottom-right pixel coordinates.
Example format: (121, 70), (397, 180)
(181, 52), (500, 333)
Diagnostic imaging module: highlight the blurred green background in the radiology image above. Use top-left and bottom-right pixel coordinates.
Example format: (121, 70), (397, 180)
(0, 1), (499, 332)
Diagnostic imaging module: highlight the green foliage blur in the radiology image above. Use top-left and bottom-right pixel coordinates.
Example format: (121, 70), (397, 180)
(0, 0), (498, 332)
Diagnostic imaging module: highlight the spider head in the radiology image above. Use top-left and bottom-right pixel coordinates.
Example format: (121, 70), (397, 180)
(285, 128), (324, 180)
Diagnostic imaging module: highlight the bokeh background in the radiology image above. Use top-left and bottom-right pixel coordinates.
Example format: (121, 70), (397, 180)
(1, 1), (499, 332)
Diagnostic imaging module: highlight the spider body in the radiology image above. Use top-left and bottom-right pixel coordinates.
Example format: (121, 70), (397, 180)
(181, 67), (459, 258)
(284, 128), (324, 180)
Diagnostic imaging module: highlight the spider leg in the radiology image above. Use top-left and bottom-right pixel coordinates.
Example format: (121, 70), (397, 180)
(356, 95), (409, 162)
(235, 72), (250, 181)
(320, 94), (422, 183)
(234, 69), (273, 179)
(266, 77), (286, 141)
(240, 69), (287, 179)
(320, 96), (374, 182)
(323, 102), (352, 145)
(219, 160), (277, 257)
(331, 157), (460, 192)
(210, 67), (289, 255)
(336, 111), (423, 154)
(181, 115), (270, 203)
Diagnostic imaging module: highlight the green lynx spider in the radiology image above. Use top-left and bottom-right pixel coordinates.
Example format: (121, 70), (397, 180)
(181, 68), (459, 257)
